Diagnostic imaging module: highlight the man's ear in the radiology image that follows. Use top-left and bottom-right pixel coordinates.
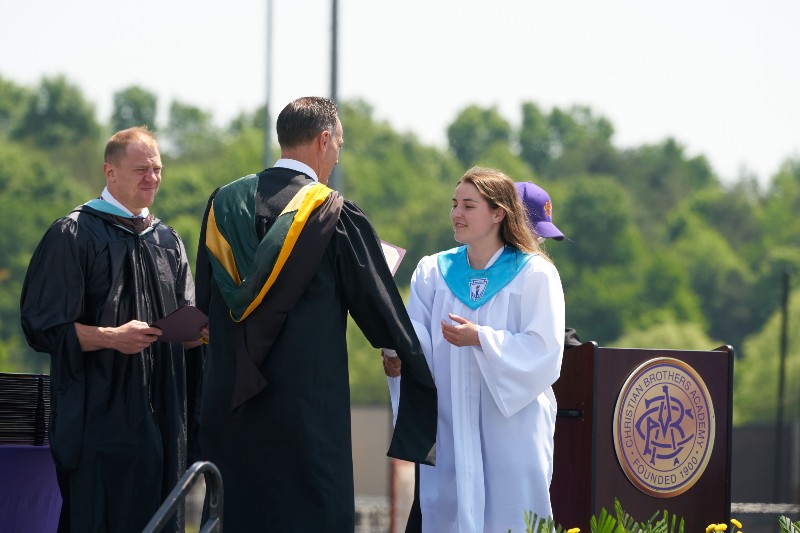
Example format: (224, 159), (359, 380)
(102, 162), (114, 183)
(318, 129), (330, 151)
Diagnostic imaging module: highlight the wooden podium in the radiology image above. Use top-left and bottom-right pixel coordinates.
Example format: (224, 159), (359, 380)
(551, 343), (734, 531)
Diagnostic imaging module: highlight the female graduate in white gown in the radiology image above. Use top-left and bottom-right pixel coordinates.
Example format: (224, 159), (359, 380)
(387, 167), (565, 533)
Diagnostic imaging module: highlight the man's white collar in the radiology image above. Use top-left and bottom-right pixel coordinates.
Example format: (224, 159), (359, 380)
(274, 159), (318, 182)
(101, 187), (150, 218)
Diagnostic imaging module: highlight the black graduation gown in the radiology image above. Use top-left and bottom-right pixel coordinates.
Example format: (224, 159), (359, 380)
(20, 205), (197, 533)
(195, 169), (437, 533)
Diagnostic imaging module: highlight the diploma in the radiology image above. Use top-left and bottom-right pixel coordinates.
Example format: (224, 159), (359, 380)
(380, 240), (407, 277)
(152, 305), (208, 342)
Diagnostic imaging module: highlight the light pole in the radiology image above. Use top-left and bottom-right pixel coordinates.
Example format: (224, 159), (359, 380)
(328, 0), (343, 192)
(773, 268), (792, 501)
(263, 0), (274, 169)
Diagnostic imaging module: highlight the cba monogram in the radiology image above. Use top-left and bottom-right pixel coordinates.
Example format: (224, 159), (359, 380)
(612, 357), (715, 497)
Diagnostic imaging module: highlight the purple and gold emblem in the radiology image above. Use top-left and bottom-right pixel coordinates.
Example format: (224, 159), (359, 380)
(612, 357), (715, 497)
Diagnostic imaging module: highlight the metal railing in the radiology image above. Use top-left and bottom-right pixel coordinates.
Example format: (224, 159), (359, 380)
(142, 461), (224, 533)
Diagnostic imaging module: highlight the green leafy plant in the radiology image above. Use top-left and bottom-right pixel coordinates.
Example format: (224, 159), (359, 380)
(588, 499), (684, 533)
(510, 499), (686, 533)
(506, 511), (565, 533)
(778, 515), (800, 533)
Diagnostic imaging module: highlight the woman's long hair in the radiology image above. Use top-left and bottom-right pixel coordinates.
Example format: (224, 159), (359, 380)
(459, 166), (551, 261)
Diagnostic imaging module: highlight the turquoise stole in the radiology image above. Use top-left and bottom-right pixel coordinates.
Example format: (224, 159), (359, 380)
(438, 246), (534, 310)
(84, 198), (155, 235)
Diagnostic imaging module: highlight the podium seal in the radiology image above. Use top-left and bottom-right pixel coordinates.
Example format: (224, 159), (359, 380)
(613, 357), (715, 497)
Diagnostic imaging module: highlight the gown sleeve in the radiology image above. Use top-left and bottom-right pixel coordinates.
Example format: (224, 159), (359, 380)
(172, 228), (196, 308)
(194, 189), (220, 316)
(387, 256), (436, 426)
(406, 256), (437, 365)
(473, 260), (566, 418)
(188, 190), (223, 463)
(334, 201), (437, 465)
(164, 222), (199, 465)
(20, 217), (88, 469)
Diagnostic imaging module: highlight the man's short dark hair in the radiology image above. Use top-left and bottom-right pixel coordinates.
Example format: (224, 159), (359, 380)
(276, 97), (338, 148)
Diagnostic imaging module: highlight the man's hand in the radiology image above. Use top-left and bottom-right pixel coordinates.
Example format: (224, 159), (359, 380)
(75, 320), (162, 354)
(441, 313), (481, 347)
(382, 349), (402, 378)
(184, 325), (209, 349)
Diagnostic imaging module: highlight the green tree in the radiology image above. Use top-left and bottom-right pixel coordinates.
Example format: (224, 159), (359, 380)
(553, 177), (647, 344)
(0, 140), (91, 372)
(519, 102), (551, 174)
(746, 159), (800, 331)
(683, 182), (762, 262)
(556, 176), (646, 269)
(631, 252), (705, 330)
(347, 317), (390, 405)
(12, 75), (100, 148)
(612, 321), (721, 351)
(564, 266), (641, 345)
(111, 85), (158, 132)
(203, 119), (268, 187)
(751, 249), (800, 336)
(0, 76), (32, 137)
(666, 209), (757, 350)
(163, 100), (222, 160)
(471, 143), (537, 184)
(446, 105), (511, 168)
(617, 138), (717, 238)
(0, 76), (795, 421)
(760, 158), (800, 251)
(544, 105), (618, 178)
(733, 286), (800, 426)
(156, 114), (273, 274)
(340, 100), (459, 282)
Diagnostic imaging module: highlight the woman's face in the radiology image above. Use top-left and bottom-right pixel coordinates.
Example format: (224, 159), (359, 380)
(451, 181), (504, 246)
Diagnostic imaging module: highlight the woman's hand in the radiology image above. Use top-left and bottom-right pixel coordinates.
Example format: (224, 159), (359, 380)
(441, 313), (481, 347)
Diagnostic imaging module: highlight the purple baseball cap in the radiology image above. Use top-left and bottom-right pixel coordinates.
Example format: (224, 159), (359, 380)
(515, 181), (565, 240)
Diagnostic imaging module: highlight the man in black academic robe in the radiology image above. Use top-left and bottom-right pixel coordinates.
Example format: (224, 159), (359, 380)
(20, 127), (202, 533)
(195, 97), (437, 532)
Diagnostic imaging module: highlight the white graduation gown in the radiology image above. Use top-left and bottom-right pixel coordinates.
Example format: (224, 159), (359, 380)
(389, 248), (565, 533)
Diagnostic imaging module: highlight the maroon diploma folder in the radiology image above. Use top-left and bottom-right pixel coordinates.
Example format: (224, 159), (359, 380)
(152, 305), (208, 342)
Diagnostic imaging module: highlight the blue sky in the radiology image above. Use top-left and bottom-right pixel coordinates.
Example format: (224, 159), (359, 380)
(1, 0), (798, 185)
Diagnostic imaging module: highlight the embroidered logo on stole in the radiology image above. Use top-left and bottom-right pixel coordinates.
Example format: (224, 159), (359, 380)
(438, 246), (534, 310)
(469, 278), (488, 302)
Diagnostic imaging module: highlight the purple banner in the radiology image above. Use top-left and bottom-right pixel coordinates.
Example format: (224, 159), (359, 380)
(0, 445), (61, 532)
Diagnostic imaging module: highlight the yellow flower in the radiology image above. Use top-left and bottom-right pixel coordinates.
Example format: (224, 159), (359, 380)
(706, 525), (717, 533)
(731, 519), (743, 529)
(715, 525), (728, 531)
(567, 528), (580, 533)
